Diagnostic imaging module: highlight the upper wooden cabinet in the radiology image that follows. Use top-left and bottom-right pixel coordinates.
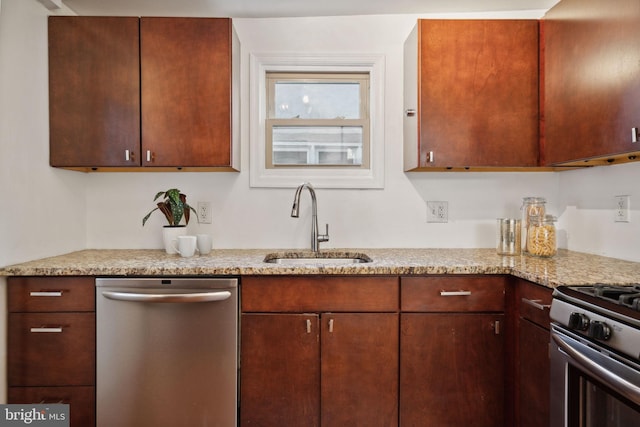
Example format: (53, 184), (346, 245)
(543, 0), (640, 166)
(49, 17), (140, 169)
(403, 19), (540, 171)
(48, 17), (239, 171)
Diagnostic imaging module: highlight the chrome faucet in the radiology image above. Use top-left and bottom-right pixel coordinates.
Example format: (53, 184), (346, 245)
(291, 182), (329, 252)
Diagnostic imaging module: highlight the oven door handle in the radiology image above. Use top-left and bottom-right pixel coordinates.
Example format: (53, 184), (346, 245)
(552, 331), (640, 405)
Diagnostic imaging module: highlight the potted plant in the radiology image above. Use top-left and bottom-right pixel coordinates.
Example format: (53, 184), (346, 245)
(143, 189), (198, 254)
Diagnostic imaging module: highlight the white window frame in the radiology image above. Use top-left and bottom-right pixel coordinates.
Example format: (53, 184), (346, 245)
(249, 52), (385, 189)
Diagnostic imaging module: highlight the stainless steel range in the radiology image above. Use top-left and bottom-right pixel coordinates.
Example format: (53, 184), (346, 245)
(550, 285), (640, 427)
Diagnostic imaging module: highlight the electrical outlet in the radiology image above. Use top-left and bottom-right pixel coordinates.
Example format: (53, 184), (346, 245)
(427, 201), (448, 223)
(615, 195), (630, 222)
(197, 201), (212, 224)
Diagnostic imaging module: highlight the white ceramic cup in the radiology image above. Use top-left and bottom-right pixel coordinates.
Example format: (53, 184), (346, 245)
(172, 235), (198, 257)
(197, 234), (213, 255)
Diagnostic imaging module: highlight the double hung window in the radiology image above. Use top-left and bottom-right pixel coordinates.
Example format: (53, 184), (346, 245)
(266, 72), (370, 168)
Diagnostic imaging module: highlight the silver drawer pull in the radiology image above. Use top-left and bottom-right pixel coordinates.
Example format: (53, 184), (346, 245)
(30, 327), (63, 333)
(306, 319), (312, 334)
(30, 291), (63, 297)
(328, 319), (334, 333)
(522, 298), (550, 311)
(439, 290), (472, 296)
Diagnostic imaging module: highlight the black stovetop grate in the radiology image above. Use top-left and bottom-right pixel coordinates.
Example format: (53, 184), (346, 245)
(574, 284), (640, 311)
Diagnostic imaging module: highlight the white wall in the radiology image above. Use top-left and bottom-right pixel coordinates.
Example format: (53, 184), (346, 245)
(0, 0), (83, 267)
(557, 162), (640, 262)
(0, 0), (80, 403)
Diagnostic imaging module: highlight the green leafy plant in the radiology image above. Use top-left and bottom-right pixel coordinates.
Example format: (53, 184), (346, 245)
(142, 189), (198, 227)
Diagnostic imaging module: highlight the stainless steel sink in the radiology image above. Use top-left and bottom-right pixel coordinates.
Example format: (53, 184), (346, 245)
(263, 251), (372, 265)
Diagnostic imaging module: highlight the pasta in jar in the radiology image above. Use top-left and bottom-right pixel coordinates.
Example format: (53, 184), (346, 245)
(527, 215), (557, 257)
(521, 197), (546, 254)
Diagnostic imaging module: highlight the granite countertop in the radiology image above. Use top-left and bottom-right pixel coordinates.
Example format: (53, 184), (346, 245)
(2, 248), (640, 288)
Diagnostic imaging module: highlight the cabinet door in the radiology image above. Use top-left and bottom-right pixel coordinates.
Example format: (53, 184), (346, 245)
(8, 312), (95, 386)
(9, 386), (95, 427)
(400, 313), (504, 426)
(406, 19), (539, 170)
(518, 319), (550, 427)
(49, 17), (140, 167)
(543, 0), (640, 165)
(141, 18), (232, 167)
(240, 314), (320, 427)
(321, 313), (398, 427)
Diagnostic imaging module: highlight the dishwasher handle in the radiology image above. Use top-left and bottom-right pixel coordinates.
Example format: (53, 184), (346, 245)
(102, 290), (231, 303)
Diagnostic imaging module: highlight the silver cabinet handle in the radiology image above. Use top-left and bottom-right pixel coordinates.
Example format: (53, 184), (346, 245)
(102, 291), (231, 303)
(30, 327), (63, 333)
(306, 319), (312, 334)
(125, 149), (131, 161)
(439, 290), (472, 296)
(328, 318), (334, 333)
(146, 150), (152, 162)
(522, 298), (550, 311)
(405, 108), (416, 117)
(30, 291), (63, 297)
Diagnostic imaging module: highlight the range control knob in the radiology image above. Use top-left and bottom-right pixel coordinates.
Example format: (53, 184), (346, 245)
(568, 312), (590, 331)
(588, 321), (612, 341)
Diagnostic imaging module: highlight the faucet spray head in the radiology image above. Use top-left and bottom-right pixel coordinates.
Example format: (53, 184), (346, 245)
(291, 184), (305, 217)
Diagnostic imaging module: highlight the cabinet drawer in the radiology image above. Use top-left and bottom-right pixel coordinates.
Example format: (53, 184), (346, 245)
(8, 386), (95, 427)
(241, 276), (398, 312)
(401, 276), (505, 312)
(518, 279), (552, 329)
(8, 313), (95, 386)
(8, 277), (95, 312)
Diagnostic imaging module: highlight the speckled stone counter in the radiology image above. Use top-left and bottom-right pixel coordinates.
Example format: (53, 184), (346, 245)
(2, 248), (639, 288)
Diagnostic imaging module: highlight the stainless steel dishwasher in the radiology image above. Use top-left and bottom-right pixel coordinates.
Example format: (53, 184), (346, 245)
(96, 277), (238, 427)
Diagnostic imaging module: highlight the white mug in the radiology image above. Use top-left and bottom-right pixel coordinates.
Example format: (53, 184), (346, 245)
(197, 234), (212, 255)
(172, 235), (198, 257)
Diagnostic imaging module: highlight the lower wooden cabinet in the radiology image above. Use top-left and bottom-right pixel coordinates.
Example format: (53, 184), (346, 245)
(400, 276), (507, 426)
(7, 277), (96, 427)
(241, 314), (321, 426)
(401, 313), (505, 426)
(8, 386), (95, 427)
(516, 279), (552, 427)
(240, 276), (399, 427)
(5, 273), (552, 427)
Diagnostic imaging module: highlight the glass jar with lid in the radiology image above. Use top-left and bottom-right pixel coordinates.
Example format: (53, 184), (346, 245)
(527, 214), (557, 257)
(521, 197), (546, 254)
